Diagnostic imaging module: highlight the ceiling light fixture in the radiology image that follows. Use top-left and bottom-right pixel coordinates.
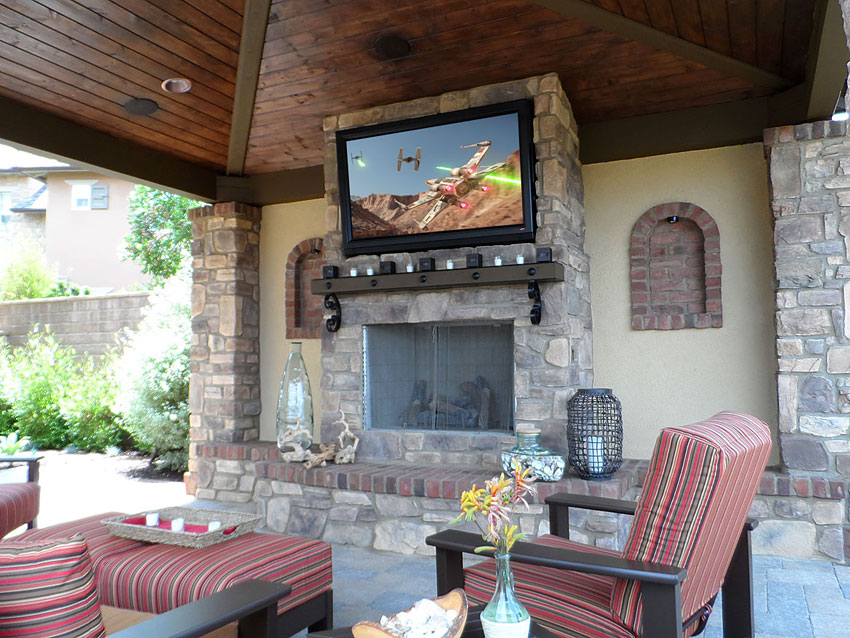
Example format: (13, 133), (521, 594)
(373, 34), (412, 61)
(123, 98), (159, 116)
(161, 77), (192, 94)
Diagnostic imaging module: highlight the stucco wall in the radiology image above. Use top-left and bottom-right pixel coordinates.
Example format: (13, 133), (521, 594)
(584, 143), (779, 461)
(259, 199), (327, 442)
(44, 172), (146, 292)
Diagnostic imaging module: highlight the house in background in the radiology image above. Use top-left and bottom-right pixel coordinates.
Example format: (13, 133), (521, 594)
(0, 145), (147, 293)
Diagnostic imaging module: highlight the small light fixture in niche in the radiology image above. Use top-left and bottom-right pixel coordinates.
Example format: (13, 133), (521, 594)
(161, 77), (192, 94)
(666, 215), (679, 224)
(123, 98), (159, 116)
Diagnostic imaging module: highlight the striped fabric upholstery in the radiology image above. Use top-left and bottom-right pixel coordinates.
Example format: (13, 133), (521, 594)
(0, 535), (106, 638)
(17, 513), (332, 617)
(92, 531), (331, 615)
(464, 535), (634, 638)
(610, 411), (771, 635)
(0, 483), (39, 539)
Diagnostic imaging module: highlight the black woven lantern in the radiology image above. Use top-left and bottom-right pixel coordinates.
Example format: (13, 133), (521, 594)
(567, 388), (623, 479)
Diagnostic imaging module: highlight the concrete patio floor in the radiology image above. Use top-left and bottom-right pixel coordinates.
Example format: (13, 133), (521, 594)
(1, 451), (844, 637)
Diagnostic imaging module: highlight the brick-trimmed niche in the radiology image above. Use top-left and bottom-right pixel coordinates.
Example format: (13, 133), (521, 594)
(630, 202), (722, 330)
(285, 237), (324, 339)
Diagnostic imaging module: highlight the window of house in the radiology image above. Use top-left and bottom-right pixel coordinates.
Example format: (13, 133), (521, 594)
(65, 180), (107, 211)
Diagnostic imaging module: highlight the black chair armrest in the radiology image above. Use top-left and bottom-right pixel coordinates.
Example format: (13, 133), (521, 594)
(426, 529), (686, 587)
(544, 493), (637, 538)
(0, 455), (43, 483)
(110, 580), (291, 638)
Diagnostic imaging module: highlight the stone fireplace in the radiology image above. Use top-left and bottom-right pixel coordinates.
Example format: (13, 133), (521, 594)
(319, 73), (593, 467)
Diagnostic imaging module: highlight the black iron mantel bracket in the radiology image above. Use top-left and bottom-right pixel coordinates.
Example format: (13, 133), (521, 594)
(311, 262), (564, 332)
(323, 293), (341, 332)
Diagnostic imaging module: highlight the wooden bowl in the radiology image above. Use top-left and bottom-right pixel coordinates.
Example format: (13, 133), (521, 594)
(352, 589), (468, 638)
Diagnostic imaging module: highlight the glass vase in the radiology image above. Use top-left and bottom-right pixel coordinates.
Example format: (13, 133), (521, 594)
(480, 553), (530, 638)
(501, 424), (565, 481)
(276, 342), (313, 452)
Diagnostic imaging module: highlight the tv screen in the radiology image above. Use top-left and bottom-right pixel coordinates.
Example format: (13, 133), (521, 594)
(336, 100), (536, 256)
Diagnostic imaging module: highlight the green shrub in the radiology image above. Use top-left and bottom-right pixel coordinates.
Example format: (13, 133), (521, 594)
(0, 248), (56, 300)
(0, 329), (126, 451)
(2, 329), (75, 448)
(114, 272), (191, 471)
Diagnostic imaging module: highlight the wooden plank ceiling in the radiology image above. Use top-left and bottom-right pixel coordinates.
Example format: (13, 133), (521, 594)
(0, 0), (819, 178)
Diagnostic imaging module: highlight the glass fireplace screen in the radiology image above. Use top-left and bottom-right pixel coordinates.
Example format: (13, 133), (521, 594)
(363, 322), (513, 432)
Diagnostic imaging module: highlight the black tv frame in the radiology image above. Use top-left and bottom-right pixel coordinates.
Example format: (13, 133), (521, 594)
(336, 99), (537, 257)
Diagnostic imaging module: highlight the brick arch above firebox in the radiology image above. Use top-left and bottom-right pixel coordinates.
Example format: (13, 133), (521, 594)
(285, 237), (325, 339)
(630, 202), (722, 330)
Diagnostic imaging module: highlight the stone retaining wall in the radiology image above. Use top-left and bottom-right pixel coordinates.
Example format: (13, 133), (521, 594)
(0, 292), (149, 356)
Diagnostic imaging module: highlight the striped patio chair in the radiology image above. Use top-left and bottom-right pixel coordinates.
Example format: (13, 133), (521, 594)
(428, 411), (772, 638)
(0, 455), (42, 539)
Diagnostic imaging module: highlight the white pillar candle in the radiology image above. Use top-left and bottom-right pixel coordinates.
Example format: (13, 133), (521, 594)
(405, 263), (414, 273)
(516, 255), (525, 264)
(170, 517), (185, 533)
(349, 267), (358, 277)
(446, 260), (454, 270)
(145, 512), (159, 527)
(207, 520), (222, 532)
(587, 436), (604, 475)
(494, 256), (502, 266)
(366, 267), (374, 276)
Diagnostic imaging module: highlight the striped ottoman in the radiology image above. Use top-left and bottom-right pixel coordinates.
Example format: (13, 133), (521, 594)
(0, 482), (39, 539)
(15, 512), (333, 635)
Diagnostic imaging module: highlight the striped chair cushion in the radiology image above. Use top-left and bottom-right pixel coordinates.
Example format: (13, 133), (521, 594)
(16, 513), (146, 572)
(610, 411), (771, 635)
(464, 535), (634, 638)
(0, 483), (39, 539)
(0, 535), (106, 638)
(92, 531), (332, 615)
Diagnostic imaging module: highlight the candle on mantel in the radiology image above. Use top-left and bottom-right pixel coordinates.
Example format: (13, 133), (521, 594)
(349, 267), (358, 277)
(171, 517), (185, 533)
(145, 512), (159, 527)
(587, 436), (604, 475)
(406, 264), (415, 273)
(366, 267), (375, 276)
(494, 256), (502, 266)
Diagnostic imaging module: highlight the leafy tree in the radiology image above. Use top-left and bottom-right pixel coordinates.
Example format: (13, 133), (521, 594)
(0, 248), (56, 300)
(124, 186), (202, 283)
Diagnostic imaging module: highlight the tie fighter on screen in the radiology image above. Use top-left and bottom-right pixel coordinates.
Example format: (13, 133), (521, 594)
(397, 147), (421, 171)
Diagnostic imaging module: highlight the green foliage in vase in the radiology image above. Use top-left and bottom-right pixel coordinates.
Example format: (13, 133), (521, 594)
(124, 185), (202, 284)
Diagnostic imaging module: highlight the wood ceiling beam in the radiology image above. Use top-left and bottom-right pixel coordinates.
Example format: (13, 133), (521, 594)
(216, 166), (325, 205)
(530, 0), (792, 90)
(226, 0), (272, 176)
(0, 95), (217, 201)
(803, 0), (849, 121)
(579, 97), (768, 164)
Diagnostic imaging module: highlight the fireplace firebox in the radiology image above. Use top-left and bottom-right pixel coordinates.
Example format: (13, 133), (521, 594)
(363, 322), (513, 432)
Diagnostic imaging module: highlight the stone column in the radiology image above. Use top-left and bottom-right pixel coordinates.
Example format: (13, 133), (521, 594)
(186, 202), (261, 494)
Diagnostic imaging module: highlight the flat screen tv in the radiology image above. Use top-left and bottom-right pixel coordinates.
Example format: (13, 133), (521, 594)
(336, 100), (536, 256)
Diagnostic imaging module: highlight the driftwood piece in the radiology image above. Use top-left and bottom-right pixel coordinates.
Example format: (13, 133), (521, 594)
(304, 443), (337, 469)
(279, 428), (309, 463)
(334, 411), (359, 464)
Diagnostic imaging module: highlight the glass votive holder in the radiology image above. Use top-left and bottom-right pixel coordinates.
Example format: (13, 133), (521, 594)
(170, 517), (185, 533)
(446, 260), (454, 270)
(208, 520), (222, 532)
(494, 256), (502, 266)
(516, 255), (525, 264)
(406, 263), (415, 273)
(349, 267), (358, 277)
(145, 512), (159, 527)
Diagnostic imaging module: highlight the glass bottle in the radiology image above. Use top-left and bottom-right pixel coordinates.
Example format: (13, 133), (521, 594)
(480, 553), (531, 638)
(276, 342), (313, 451)
(501, 424), (565, 481)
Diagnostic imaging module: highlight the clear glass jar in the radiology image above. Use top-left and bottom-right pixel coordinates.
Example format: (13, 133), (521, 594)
(276, 342), (313, 452)
(501, 424), (565, 481)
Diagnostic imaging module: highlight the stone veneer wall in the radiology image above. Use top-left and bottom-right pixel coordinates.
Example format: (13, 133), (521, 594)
(318, 73), (593, 464)
(761, 120), (850, 562)
(186, 202), (262, 494)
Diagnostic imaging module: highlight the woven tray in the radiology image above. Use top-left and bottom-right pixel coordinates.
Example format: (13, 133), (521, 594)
(102, 507), (262, 549)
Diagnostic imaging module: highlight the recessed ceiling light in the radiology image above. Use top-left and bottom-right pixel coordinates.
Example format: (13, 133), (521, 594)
(373, 34), (412, 61)
(123, 98), (159, 116)
(161, 77), (192, 94)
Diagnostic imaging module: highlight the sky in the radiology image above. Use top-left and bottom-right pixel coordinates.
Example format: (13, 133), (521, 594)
(344, 113), (520, 198)
(0, 143), (68, 170)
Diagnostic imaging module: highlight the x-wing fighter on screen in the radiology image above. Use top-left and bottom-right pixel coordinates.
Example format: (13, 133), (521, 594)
(394, 140), (506, 229)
